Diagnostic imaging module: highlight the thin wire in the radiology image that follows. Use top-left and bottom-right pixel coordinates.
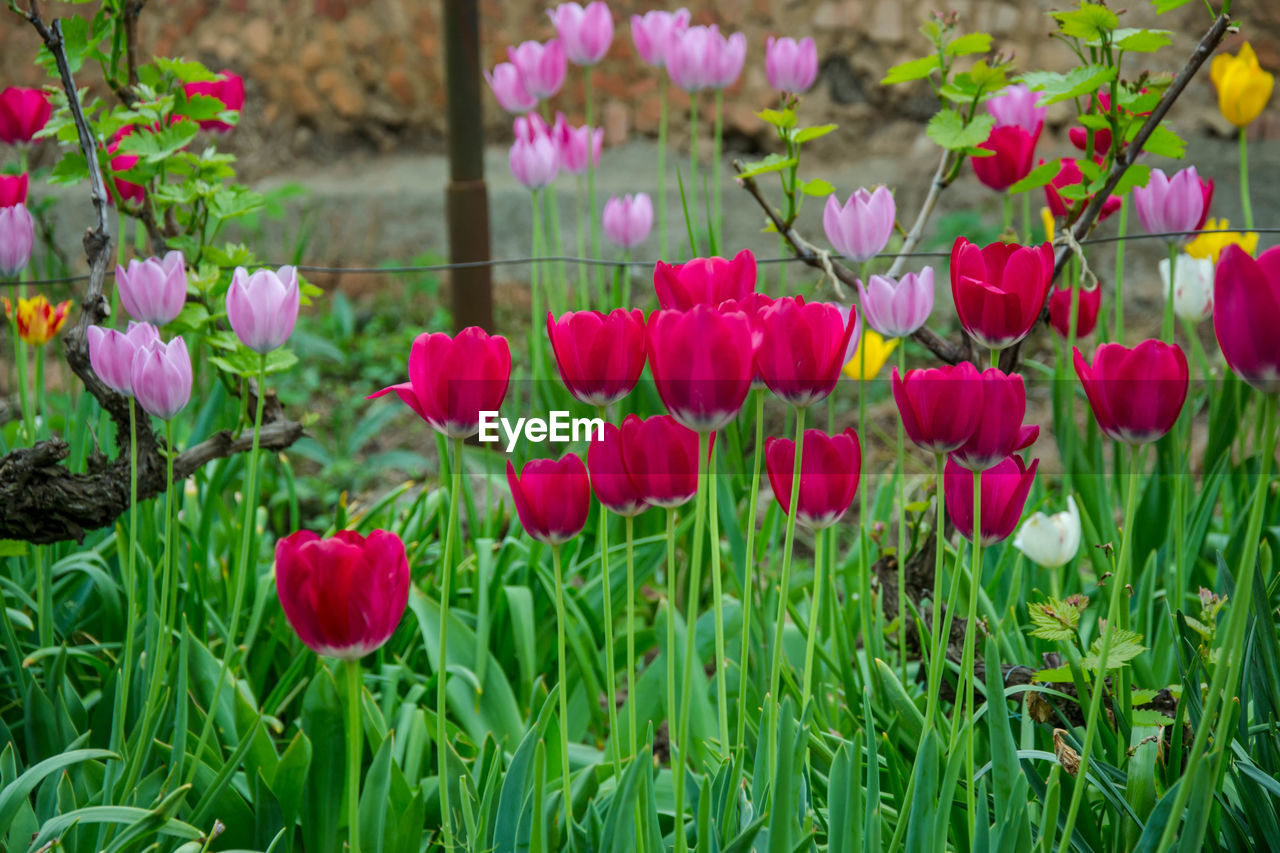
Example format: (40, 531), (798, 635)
(7, 227), (1279, 289)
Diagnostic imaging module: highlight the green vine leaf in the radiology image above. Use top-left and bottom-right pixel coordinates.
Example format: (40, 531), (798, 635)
(945, 32), (993, 56)
(925, 110), (994, 151)
(1020, 65), (1117, 106)
(1082, 629), (1147, 671)
(1051, 3), (1120, 41)
(1113, 28), (1173, 53)
(1008, 160), (1061, 195)
(882, 56), (942, 85)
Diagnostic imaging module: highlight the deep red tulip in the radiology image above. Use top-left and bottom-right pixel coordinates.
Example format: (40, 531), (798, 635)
(971, 125), (1038, 192)
(0, 173), (27, 208)
(1048, 284), (1102, 339)
(619, 414), (701, 508)
(369, 326), (512, 438)
(944, 455), (1039, 546)
(653, 248), (756, 310)
(950, 237), (1054, 350)
(764, 427), (861, 529)
(507, 453), (592, 545)
(647, 304), (754, 432)
(1213, 245), (1280, 393)
(1073, 340), (1189, 443)
(756, 296), (857, 407)
(1043, 158), (1121, 222)
(949, 369), (1039, 471)
(891, 362), (985, 454)
(107, 140), (146, 205)
(718, 292), (775, 387)
(587, 422), (649, 516)
(183, 70), (245, 133)
(275, 529), (410, 659)
(0, 87), (52, 145)
(1068, 125), (1110, 157)
(546, 308), (646, 406)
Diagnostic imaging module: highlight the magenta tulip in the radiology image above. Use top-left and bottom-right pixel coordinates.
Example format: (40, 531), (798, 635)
(1048, 284), (1102, 339)
(1073, 340), (1189, 443)
(1043, 158), (1122, 222)
(602, 193), (653, 249)
(275, 529), (409, 659)
(823, 187), (895, 263)
(717, 292), (776, 388)
(553, 114), (603, 175)
(1213, 244), (1280, 393)
(509, 134), (559, 189)
(647, 304), (754, 432)
(0, 87), (52, 145)
(756, 296), (857, 408)
(507, 39), (568, 99)
(226, 265), (301, 353)
(369, 327), (512, 438)
(944, 455), (1039, 545)
(0, 173), (28, 208)
(507, 454), (592, 545)
(130, 335), (193, 420)
(587, 422), (649, 516)
(892, 362), (985, 454)
(485, 63), (538, 114)
(857, 268), (934, 338)
(183, 70), (244, 133)
(87, 321), (160, 396)
(619, 413), (701, 508)
(631, 8), (690, 68)
(116, 251), (187, 326)
(514, 113), (552, 143)
(107, 141), (146, 205)
(985, 84), (1047, 134)
(1132, 166), (1205, 236)
(1195, 176), (1215, 232)
(949, 369), (1038, 471)
(766, 36), (818, 94)
(546, 308), (646, 406)
(548, 1), (614, 66)
(950, 237), (1054, 350)
(765, 427), (861, 529)
(0, 203), (34, 278)
(653, 248), (756, 310)
(971, 125), (1038, 192)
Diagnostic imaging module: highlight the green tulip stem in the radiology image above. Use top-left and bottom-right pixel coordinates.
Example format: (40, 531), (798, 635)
(923, 452), (947, 729)
(437, 435), (464, 849)
(551, 543), (574, 841)
(343, 657), (363, 853)
(664, 508), (682, 844)
(896, 344), (908, 681)
(598, 499), (622, 778)
(1163, 242), (1177, 344)
(735, 390), (765, 755)
(858, 306), (874, 663)
(707, 438), (730, 757)
(1240, 126), (1254, 230)
(1002, 191), (1013, 234)
(625, 515), (638, 759)
(953, 468), (983, 838)
(109, 399), (141, 785)
(800, 528), (825, 714)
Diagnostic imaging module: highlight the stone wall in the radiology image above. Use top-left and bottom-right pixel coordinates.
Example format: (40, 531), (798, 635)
(2, 1), (1277, 177)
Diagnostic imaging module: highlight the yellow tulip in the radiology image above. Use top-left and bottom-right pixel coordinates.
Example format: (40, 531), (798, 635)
(3, 295), (72, 346)
(1185, 218), (1259, 264)
(1041, 206), (1056, 244)
(843, 328), (897, 381)
(1210, 42), (1274, 127)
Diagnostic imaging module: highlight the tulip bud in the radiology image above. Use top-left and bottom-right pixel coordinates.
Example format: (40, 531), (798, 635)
(971, 125), (1038, 192)
(1132, 166), (1205, 237)
(183, 70), (245, 133)
(547, 308), (646, 406)
(1048, 284), (1102, 339)
(275, 529), (409, 659)
(587, 421), (649, 516)
(0, 87), (53, 145)
(116, 251), (187, 326)
(507, 454), (592, 545)
(619, 413), (701, 508)
(3, 294), (70, 347)
(764, 427), (861, 529)
(667, 25), (720, 93)
(631, 8), (691, 68)
(1210, 42), (1274, 128)
(1043, 158), (1121, 222)
(0, 202), (34, 278)
(1159, 253), (1214, 323)
(1214, 244), (1280, 393)
(131, 335), (193, 420)
(88, 321), (160, 396)
(985, 84), (1047, 134)
(710, 31), (747, 90)
(226, 265), (301, 353)
(602, 193), (653, 249)
(654, 249), (756, 310)
(765, 36), (818, 95)
(949, 368), (1039, 472)
(857, 268), (934, 338)
(823, 187), (895, 263)
(647, 305), (754, 432)
(485, 63), (538, 114)
(757, 297), (857, 408)
(507, 39), (568, 100)
(892, 362), (985, 454)
(548, 1), (614, 66)
(509, 134), (559, 189)
(553, 115), (603, 175)
(0, 173), (28, 208)
(1073, 340), (1189, 443)
(944, 454), (1039, 546)
(949, 237), (1054, 350)
(1013, 496), (1082, 569)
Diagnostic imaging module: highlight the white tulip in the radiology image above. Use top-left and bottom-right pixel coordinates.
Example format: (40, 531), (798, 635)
(1158, 253), (1214, 323)
(1012, 496), (1081, 569)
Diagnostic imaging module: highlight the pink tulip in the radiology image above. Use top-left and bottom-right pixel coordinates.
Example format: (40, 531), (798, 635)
(226, 265), (301, 353)
(647, 304), (754, 432)
(765, 427), (861, 529)
(509, 134), (559, 189)
(756, 296), (857, 408)
(183, 70), (244, 133)
(985, 84), (1047, 134)
(765, 36), (819, 94)
(1073, 340), (1189, 443)
(87, 321), (160, 396)
(507, 39), (568, 99)
(548, 2), (614, 66)
(666, 25), (720, 92)
(514, 113), (553, 143)
(547, 308), (646, 406)
(619, 413), (701, 508)
(949, 237), (1054, 350)
(587, 422), (649, 516)
(857, 269), (934, 338)
(0, 173), (28, 208)
(710, 31), (747, 90)
(823, 187), (895, 263)
(944, 455), (1039, 546)
(631, 8), (691, 68)
(602, 192), (653, 249)
(1048, 284), (1102, 339)
(1132, 166), (1205, 236)
(130, 335), (193, 420)
(891, 362), (985, 454)
(275, 529), (409, 659)
(507, 454), (592, 544)
(0, 87), (53, 145)
(653, 248), (756, 309)
(0, 202), (34, 278)
(116, 251), (187, 326)
(369, 327), (512, 438)
(971, 125), (1038, 192)
(1213, 244), (1280, 393)
(553, 114), (603, 175)
(949, 368), (1038, 471)
(485, 63), (538, 114)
